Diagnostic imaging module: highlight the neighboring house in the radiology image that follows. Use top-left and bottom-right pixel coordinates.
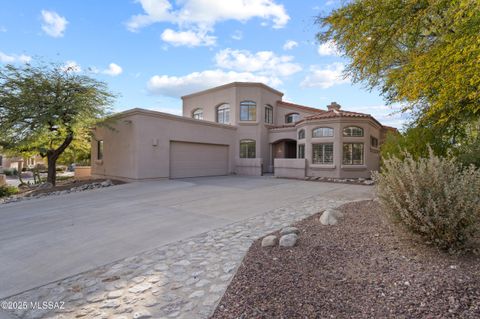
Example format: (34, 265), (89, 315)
(91, 82), (395, 181)
(0, 154), (44, 171)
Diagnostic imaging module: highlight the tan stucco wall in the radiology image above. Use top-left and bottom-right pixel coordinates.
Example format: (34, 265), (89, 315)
(235, 158), (263, 176)
(182, 82), (283, 174)
(297, 118), (381, 179)
(91, 109), (237, 180)
(274, 158), (306, 179)
(91, 117), (137, 180)
(275, 104), (319, 125)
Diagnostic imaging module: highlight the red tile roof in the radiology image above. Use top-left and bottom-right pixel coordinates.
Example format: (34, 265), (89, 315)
(276, 101), (325, 114)
(381, 125), (399, 132)
(274, 100), (386, 128)
(299, 109), (382, 127)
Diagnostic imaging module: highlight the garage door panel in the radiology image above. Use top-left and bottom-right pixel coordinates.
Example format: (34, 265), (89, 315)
(170, 142), (229, 178)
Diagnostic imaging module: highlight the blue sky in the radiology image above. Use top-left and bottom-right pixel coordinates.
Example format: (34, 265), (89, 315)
(0, 0), (407, 127)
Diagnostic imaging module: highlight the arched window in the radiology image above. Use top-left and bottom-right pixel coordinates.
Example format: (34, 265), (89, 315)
(240, 100), (256, 121)
(239, 139), (256, 158)
(298, 129), (305, 139)
(265, 104), (273, 124)
(216, 103), (230, 124)
(312, 127), (334, 137)
(285, 113), (300, 124)
(343, 126), (364, 137)
(192, 108), (203, 120)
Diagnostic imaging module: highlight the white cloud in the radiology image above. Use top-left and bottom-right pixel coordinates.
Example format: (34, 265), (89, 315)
(127, 0), (289, 46)
(102, 63), (123, 76)
(317, 40), (340, 56)
(128, 0), (289, 30)
(0, 26), (7, 33)
(283, 40), (298, 50)
(215, 48), (302, 77)
(231, 30), (243, 41)
(147, 69), (279, 98)
(41, 10), (68, 38)
(61, 60), (81, 73)
(301, 63), (349, 89)
(161, 28), (216, 47)
(126, 0), (174, 32)
(0, 51), (32, 64)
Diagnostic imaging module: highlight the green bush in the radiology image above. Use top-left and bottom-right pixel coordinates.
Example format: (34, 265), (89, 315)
(373, 151), (480, 251)
(456, 138), (480, 168)
(0, 185), (19, 198)
(2, 168), (18, 176)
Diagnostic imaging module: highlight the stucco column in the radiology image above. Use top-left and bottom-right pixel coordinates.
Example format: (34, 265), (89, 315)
(304, 128), (312, 174)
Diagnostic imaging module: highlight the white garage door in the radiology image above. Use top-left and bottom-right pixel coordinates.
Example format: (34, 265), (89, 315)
(170, 141), (229, 178)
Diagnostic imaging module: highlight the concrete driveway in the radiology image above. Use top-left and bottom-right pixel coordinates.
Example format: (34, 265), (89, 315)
(0, 176), (372, 299)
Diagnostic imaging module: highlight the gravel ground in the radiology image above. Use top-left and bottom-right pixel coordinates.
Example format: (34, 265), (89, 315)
(212, 200), (480, 319)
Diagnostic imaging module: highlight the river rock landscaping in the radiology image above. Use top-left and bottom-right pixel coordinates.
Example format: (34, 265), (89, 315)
(212, 200), (480, 319)
(0, 179), (123, 204)
(2, 195), (363, 319)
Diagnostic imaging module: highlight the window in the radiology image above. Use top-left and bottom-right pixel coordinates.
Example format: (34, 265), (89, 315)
(217, 104), (230, 124)
(285, 113), (300, 124)
(312, 143), (333, 164)
(240, 101), (256, 121)
(371, 136), (379, 148)
(240, 139), (256, 158)
(97, 140), (104, 160)
(265, 104), (273, 124)
(343, 126), (364, 137)
(298, 129), (305, 139)
(343, 143), (364, 165)
(192, 108), (203, 120)
(312, 127), (334, 137)
(298, 144), (305, 159)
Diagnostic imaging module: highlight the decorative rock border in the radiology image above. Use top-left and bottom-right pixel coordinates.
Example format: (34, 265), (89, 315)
(3, 194), (371, 319)
(0, 180), (114, 205)
(304, 176), (375, 185)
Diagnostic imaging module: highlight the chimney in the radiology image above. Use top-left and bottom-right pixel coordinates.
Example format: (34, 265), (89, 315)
(327, 102), (341, 111)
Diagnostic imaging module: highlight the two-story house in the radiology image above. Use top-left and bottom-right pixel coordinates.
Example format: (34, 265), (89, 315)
(91, 82), (394, 180)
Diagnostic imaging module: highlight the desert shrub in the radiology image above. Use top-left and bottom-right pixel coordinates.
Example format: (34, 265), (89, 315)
(373, 151), (480, 251)
(0, 185), (18, 198)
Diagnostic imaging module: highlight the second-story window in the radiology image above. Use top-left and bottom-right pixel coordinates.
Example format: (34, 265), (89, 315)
(217, 104), (230, 124)
(265, 104), (273, 124)
(240, 101), (256, 121)
(192, 108), (203, 120)
(285, 113), (300, 124)
(312, 127), (334, 137)
(371, 136), (379, 148)
(343, 126), (364, 137)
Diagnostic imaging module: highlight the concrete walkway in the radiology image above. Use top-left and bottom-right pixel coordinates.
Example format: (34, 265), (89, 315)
(0, 176), (372, 301)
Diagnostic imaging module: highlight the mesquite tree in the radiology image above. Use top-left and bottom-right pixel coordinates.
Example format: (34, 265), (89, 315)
(0, 62), (114, 186)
